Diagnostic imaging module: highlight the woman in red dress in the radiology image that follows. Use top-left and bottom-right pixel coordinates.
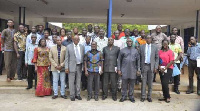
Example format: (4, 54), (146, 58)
(32, 38), (52, 97)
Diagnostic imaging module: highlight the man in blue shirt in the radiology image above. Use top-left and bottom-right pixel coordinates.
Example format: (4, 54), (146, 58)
(25, 34), (38, 90)
(186, 36), (200, 95)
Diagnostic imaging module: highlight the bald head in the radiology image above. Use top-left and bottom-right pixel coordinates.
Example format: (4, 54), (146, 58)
(73, 35), (80, 45)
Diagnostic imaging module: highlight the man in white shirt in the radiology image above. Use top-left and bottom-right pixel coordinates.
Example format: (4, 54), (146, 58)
(26, 26), (41, 46)
(94, 29), (108, 52)
(79, 28), (87, 45)
(113, 30), (125, 50)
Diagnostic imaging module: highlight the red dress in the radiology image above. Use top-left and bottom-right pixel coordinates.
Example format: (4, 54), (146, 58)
(32, 47), (52, 96)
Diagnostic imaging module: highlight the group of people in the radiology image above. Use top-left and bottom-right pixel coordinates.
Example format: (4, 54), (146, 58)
(1, 19), (200, 103)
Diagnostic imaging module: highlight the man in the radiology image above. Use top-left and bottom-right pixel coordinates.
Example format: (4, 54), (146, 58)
(84, 41), (104, 101)
(62, 31), (73, 47)
(26, 26), (41, 46)
(171, 27), (184, 52)
(136, 30), (146, 49)
(169, 34), (182, 94)
(0, 32), (3, 75)
(25, 34), (38, 89)
(79, 28), (87, 45)
(91, 26), (100, 41)
(43, 30), (54, 49)
(94, 29), (108, 52)
(52, 28), (58, 36)
(117, 38), (140, 103)
(102, 38), (120, 101)
(49, 37), (67, 99)
(120, 29), (136, 48)
(112, 24), (125, 39)
(113, 30), (125, 50)
(37, 25), (44, 38)
(131, 28), (140, 39)
(151, 25), (168, 49)
(140, 35), (159, 102)
(65, 35), (85, 101)
(14, 24), (27, 80)
(73, 27), (79, 36)
(151, 25), (168, 82)
(87, 24), (93, 37)
(50, 35), (57, 47)
(186, 36), (200, 95)
(81, 36), (92, 91)
(1, 19), (17, 81)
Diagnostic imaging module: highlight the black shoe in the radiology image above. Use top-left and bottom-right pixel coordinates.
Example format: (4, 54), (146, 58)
(87, 96), (92, 101)
(70, 97), (75, 101)
(158, 98), (166, 101)
(129, 97), (135, 103)
(75, 96), (82, 100)
(94, 96), (99, 101)
(112, 96), (117, 101)
(61, 95), (67, 99)
(52, 95), (58, 99)
(119, 97), (126, 102)
(165, 98), (170, 103)
(147, 98), (152, 102)
(140, 98), (145, 102)
(174, 89), (180, 94)
(102, 95), (107, 100)
(26, 87), (32, 90)
(186, 90), (194, 94)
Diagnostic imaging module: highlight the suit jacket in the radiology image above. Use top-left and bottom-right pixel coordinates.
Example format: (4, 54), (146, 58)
(49, 45), (66, 71)
(65, 43), (85, 73)
(103, 46), (120, 72)
(139, 44), (159, 72)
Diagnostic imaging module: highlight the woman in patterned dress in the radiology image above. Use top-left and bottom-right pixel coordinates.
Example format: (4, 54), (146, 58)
(32, 38), (52, 97)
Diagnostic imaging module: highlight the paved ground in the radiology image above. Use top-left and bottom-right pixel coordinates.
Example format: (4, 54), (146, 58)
(0, 94), (199, 111)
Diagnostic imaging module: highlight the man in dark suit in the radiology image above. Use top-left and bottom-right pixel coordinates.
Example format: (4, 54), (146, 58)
(102, 38), (120, 101)
(139, 35), (159, 102)
(65, 35), (85, 101)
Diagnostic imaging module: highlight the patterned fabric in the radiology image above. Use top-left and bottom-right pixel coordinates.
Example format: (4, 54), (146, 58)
(169, 43), (182, 63)
(32, 47), (50, 66)
(35, 66), (52, 96)
(25, 43), (38, 65)
(85, 50), (104, 73)
(57, 46), (61, 64)
(136, 37), (146, 47)
(94, 37), (108, 52)
(14, 31), (27, 51)
(1, 28), (15, 51)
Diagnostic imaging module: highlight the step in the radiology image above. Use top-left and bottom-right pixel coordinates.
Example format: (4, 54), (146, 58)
(0, 87), (199, 99)
(0, 80), (197, 92)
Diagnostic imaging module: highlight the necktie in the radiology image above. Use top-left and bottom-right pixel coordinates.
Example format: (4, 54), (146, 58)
(76, 46), (81, 63)
(147, 45), (150, 63)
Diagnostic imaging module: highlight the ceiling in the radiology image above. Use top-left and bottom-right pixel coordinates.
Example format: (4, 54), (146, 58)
(0, 0), (200, 25)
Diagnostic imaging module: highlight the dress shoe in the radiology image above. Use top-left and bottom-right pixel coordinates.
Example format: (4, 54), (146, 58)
(158, 98), (166, 101)
(75, 96), (82, 100)
(140, 98), (145, 102)
(102, 95), (107, 100)
(26, 87), (32, 90)
(52, 95), (58, 99)
(61, 95), (67, 99)
(165, 98), (170, 103)
(87, 96), (92, 101)
(112, 96), (117, 101)
(174, 89), (180, 94)
(186, 90), (194, 94)
(129, 97), (135, 103)
(197, 90), (200, 95)
(119, 97), (126, 102)
(94, 96), (99, 101)
(70, 97), (75, 101)
(147, 98), (152, 102)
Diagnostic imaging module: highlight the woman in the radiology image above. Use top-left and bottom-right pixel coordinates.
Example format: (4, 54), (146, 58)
(32, 38), (52, 97)
(60, 28), (67, 41)
(158, 40), (174, 103)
